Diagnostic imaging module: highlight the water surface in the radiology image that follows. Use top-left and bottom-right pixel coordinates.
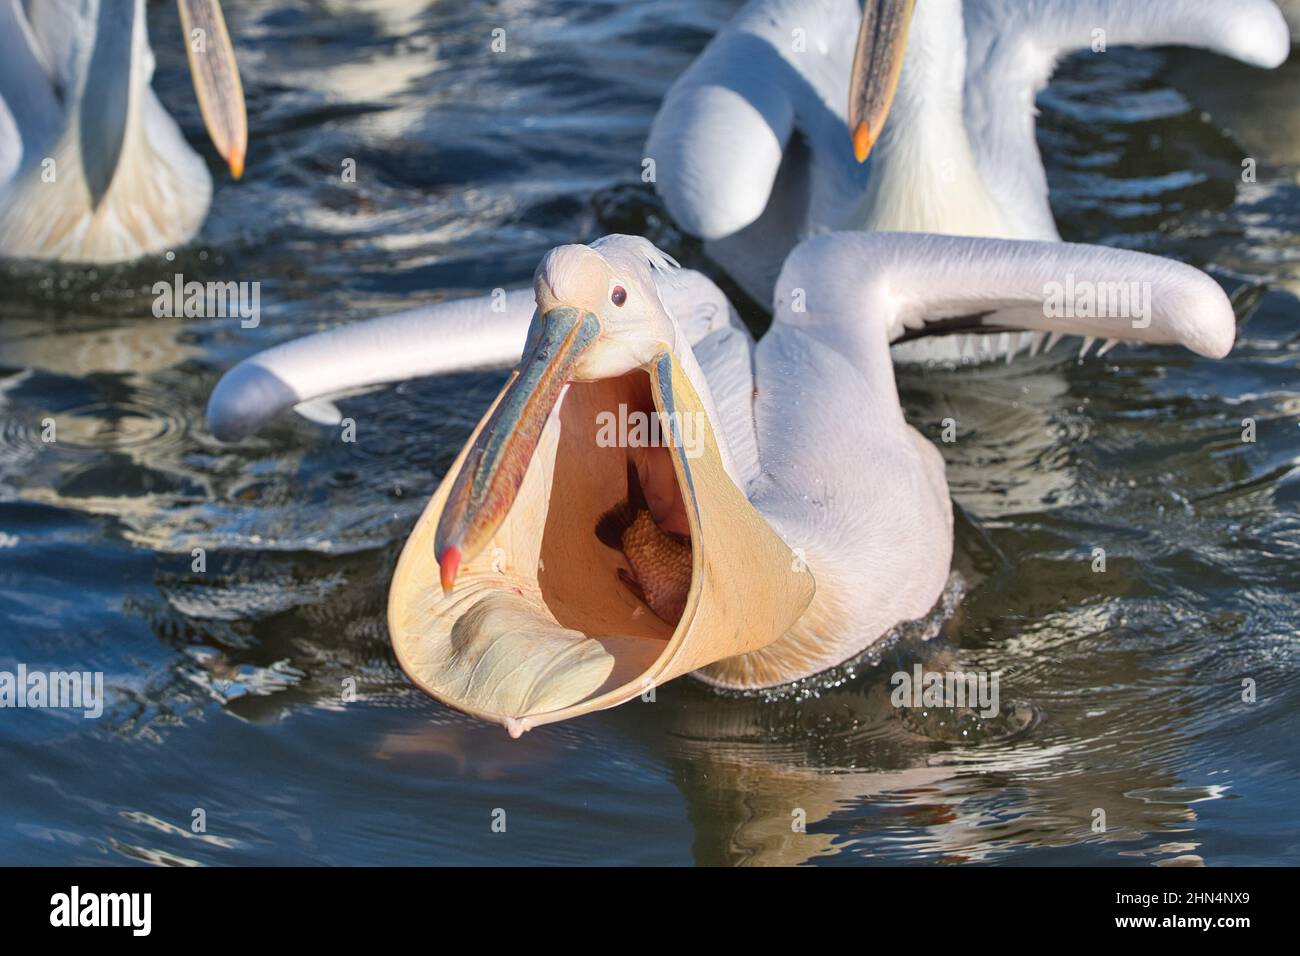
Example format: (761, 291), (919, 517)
(1, 0), (1298, 866)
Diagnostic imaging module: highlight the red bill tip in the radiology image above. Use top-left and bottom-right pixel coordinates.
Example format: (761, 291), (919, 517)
(439, 545), (462, 595)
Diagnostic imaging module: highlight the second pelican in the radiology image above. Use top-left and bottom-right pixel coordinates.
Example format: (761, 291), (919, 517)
(647, 0), (1290, 319)
(0, 0), (246, 263)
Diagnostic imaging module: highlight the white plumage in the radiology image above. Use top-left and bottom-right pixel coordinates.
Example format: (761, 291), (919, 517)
(205, 232), (1236, 682)
(646, 0), (1290, 324)
(0, 0), (243, 263)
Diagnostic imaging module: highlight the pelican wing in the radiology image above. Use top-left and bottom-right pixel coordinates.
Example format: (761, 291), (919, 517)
(206, 288), (537, 441)
(646, 0), (872, 304)
(964, 0), (1291, 239)
(206, 269), (750, 445)
(645, 0), (817, 242)
(744, 231), (1233, 675)
(773, 231), (1236, 360)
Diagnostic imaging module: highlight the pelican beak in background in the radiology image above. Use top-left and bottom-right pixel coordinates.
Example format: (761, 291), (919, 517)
(435, 306), (600, 594)
(80, 0), (138, 208)
(179, 0), (247, 178)
(848, 0), (915, 163)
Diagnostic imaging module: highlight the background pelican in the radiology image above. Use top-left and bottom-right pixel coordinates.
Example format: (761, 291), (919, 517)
(1162, 1), (1300, 307)
(0, 0), (246, 263)
(645, 0), (1289, 340)
(206, 233), (1234, 731)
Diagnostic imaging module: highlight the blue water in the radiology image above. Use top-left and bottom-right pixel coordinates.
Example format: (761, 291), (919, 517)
(0, 0), (1298, 865)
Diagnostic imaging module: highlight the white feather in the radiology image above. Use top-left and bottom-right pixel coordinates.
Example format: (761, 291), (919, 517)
(0, 0), (215, 263)
(206, 231), (1238, 683)
(647, 0), (1289, 362)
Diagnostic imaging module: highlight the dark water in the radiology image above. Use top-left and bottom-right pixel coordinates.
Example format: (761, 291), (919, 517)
(1, 0), (1298, 866)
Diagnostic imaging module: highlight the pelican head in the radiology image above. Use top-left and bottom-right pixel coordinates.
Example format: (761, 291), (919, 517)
(178, 0), (247, 180)
(848, 0), (916, 162)
(388, 236), (813, 736)
(81, 0), (246, 207)
(435, 240), (682, 592)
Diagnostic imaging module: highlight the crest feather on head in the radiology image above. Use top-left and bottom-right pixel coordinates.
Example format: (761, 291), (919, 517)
(590, 235), (681, 290)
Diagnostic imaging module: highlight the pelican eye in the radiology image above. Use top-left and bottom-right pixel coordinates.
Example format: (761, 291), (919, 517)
(611, 285), (627, 307)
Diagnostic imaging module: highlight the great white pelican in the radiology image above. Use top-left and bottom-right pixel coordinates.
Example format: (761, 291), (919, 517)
(205, 232), (1235, 735)
(645, 0), (1289, 346)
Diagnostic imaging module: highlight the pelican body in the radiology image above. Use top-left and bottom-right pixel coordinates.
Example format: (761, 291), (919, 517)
(646, 0), (1290, 329)
(0, 0), (246, 263)
(206, 233), (1235, 735)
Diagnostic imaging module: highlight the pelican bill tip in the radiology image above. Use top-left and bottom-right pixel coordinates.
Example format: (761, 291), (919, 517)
(438, 544), (462, 595)
(852, 122), (873, 164)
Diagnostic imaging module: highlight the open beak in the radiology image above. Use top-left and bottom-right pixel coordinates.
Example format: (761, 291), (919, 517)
(848, 0), (915, 163)
(389, 349), (814, 736)
(435, 307), (599, 594)
(178, 0), (247, 178)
